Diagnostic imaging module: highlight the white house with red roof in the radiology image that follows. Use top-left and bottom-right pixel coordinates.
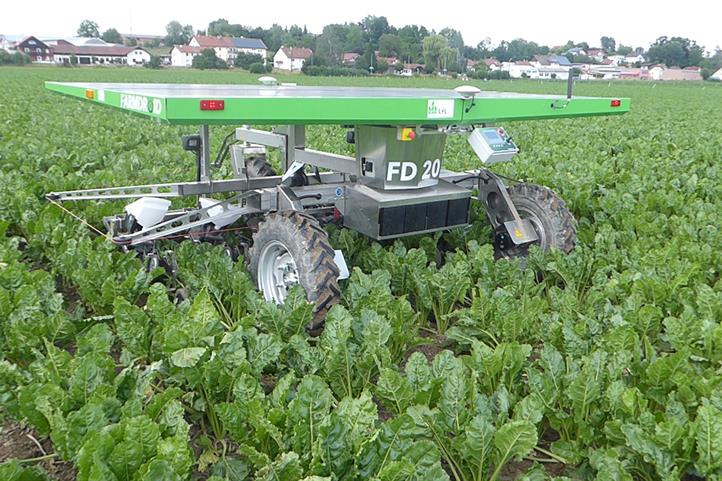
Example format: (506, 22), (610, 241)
(188, 35), (267, 65)
(273, 46), (313, 71)
(39, 37), (150, 65)
(171, 45), (204, 67)
(624, 53), (646, 65)
(502, 61), (539, 79)
(484, 58), (501, 71)
(342, 52), (360, 65)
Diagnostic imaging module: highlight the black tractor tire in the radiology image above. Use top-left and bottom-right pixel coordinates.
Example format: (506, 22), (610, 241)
(245, 154), (277, 177)
(494, 183), (576, 259)
(249, 211), (341, 334)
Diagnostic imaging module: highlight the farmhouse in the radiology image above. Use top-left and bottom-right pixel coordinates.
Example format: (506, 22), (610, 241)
(484, 58), (501, 71)
(12, 36), (52, 62)
(341, 52), (360, 65)
(624, 53), (645, 65)
(585, 48), (606, 62)
(711, 67), (722, 81)
(503, 61), (538, 79)
(188, 35), (268, 65)
(49, 40), (150, 65)
(532, 55), (572, 69)
(398, 63), (424, 76)
(273, 46), (313, 71)
(171, 45), (203, 67)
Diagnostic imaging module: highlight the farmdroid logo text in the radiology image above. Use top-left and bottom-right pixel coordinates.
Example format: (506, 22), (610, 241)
(120, 94), (163, 115)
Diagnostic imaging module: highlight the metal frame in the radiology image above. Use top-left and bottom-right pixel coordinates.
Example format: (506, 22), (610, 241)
(46, 121), (540, 247)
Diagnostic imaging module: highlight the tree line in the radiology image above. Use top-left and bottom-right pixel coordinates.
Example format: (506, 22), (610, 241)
(74, 17), (722, 78)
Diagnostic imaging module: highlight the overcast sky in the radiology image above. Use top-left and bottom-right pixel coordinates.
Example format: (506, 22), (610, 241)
(2, 0), (719, 52)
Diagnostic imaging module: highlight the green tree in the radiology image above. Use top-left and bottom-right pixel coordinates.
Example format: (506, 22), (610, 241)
(355, 43), (376, 72)
(234, 52), (263, 70)
(423, 35), (449, 71)
(77, 20), (100, 38)
(701, 47), (722, 79)
(101, 28), (122, 44)
(315, 24), (349, 64)
(165, 21), (194, 46)
(647, 36), (704, 67)
(343, 24), (365, 53)
(208, 18), (245, 37)
(144, 55), (162, 69)
(192, 48), (227, 69)
(361, 15), (390, 46)
(378, 34), (402, 57)
(439, 28), (464, 51)
(616, 44), (633, 56)
(0, 51), (30, 65)
(600, 36), (616, 53)
(493, 38), (548, 62)
(398, 25), (428, 62)
(248, 62), (265, 73)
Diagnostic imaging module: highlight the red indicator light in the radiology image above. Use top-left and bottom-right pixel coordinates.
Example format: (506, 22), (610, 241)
(200, 99), (225, 111)
(610, 99), (621, 107)
(408, 130), (416, 140)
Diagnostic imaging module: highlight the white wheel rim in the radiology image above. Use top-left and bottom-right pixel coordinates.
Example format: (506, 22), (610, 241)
(257, 240), (299, 304)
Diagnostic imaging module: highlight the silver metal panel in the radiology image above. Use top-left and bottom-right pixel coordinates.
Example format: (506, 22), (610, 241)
(50, 82), (588, 100)
(199, 125), (211, 181)
(234, 127), (286, 148)
(294, 149), (357, 175)
(355, 126), (446, 190)
(48, 172), (348, 201)
(49, 82), (590, 100)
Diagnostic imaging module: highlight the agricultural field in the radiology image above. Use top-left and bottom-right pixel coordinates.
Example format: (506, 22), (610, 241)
(1, 65), (721, 481)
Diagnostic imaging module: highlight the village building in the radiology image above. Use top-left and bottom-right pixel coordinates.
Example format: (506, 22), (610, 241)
(48, 39), (150, 65)
(13, 36), (52, 62)
(273, 46), (313, 71)
(341, 52), (360, 66)
(188, 35), (268, 65)
(170, 45), (204, 67)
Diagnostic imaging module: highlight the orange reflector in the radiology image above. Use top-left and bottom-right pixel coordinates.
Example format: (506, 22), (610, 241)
(610, 99), (621, 107)
(200, 99), (225, 111)
(85, 89), (95, 100)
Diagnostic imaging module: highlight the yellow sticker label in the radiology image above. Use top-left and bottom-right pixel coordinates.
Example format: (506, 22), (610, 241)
(400, 128), (415, 141)
(514, 228), (523, 238)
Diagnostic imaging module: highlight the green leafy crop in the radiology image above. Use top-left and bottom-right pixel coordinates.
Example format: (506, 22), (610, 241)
(1, 66), (721, 481)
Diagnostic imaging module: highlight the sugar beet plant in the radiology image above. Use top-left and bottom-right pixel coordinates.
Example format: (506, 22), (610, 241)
(2, 66), (722, 481)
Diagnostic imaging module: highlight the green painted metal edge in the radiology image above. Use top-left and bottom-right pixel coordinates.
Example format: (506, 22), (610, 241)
(45, 81), (630, 125)
(46, 82), (168, 122)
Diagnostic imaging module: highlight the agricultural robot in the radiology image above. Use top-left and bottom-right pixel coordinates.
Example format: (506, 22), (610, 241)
(45, 79), (629, 330)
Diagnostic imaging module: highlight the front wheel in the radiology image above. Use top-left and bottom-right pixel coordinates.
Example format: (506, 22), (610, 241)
(249, 211), (340, 333)
(494, 183), (577, 259)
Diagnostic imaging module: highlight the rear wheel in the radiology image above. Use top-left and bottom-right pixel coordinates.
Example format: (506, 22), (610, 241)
(249, 211), (340, 334)
(494, 183), (576, 259)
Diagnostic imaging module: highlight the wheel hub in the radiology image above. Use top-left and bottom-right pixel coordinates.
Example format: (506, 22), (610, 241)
(258, 240), (299, 303)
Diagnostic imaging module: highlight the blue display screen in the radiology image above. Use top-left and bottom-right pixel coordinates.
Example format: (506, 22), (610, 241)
(482, 130), (504, 144)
